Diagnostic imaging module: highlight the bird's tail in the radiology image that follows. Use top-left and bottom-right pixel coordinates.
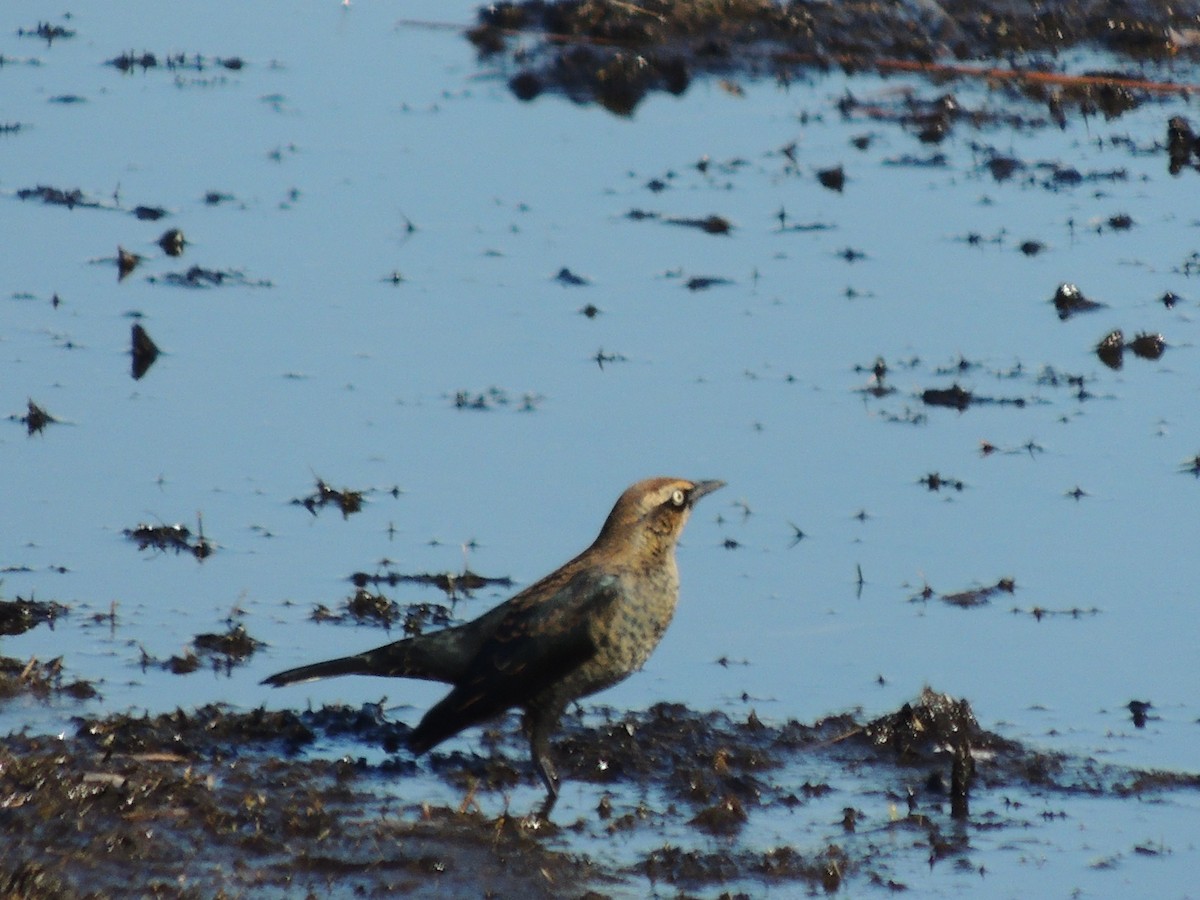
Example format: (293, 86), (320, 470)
(261, 654), (373, 688)
(262, 626), (479, 690)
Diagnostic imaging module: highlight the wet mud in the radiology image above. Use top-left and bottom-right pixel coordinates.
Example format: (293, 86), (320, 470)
(460, 0), (1200, 116)
(2, 688), (1196, 897)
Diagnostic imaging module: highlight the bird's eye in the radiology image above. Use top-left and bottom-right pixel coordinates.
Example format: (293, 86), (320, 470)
(669, 489), (687, 508)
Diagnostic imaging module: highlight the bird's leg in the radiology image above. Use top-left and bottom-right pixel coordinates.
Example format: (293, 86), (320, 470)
(524, 707), (561, 823)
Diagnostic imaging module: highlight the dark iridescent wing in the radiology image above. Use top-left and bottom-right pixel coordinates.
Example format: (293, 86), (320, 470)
(407, 570), (621, 753)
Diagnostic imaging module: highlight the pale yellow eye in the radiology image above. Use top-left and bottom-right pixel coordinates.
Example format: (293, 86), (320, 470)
(670, 489), (686, 507)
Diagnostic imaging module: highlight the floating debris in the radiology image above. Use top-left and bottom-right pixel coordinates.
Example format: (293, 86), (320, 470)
(107, 51), (245, 74)
(1013, 605), (1101, 621)
(192, 621), (263, 664)
(1051, 282), (1105, 320)
(107, 51), (159, 72)
(626, 209), (732, 235)
(1095, 329), (1166, 369)
(146, 265), (272, 289)
(312, 589), (401, 628)
(0, 655), (96, 702)
(0, 597), (69, 637)
(921, 384), (972, 411)
(130, 323), (161, 380)
(15, 185), (98, 210)
(854, 356), (894, 398)
(132, 205), (167, 221)
(157, 228), (186, 256)
(1167, 115), (1200, 175)
(593, 348), (627, 370)
(937, 578), (1015, 609)
(1096, 329), (1125, 369)
(12, 399), (58, 435)
(685, 276), (734, 291)
(312, 591), (456, 635)
(349, 566), (514, 601)
(882, 152), (948, 168)
(919, 473), (965, 492)
(1128, 332), (1166, 360)
(292, 478), (366, 518)
(816, 164), (845, 192)
(17, 21), (75, 44)
(553, 267), (589, 286)
(123, 519), (214, 560)
(117, 246), (141, 281)
(452, 387), (543, 411)
(1127, 700), (1154, 728)
(985, 154), (1024, 182)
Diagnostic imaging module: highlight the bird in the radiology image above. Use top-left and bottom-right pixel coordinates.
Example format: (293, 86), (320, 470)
(262, 476), (724, 820)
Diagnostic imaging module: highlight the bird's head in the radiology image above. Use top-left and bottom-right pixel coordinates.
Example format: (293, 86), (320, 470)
(595, 477), (725, 551)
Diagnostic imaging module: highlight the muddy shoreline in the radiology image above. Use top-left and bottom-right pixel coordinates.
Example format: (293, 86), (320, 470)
(3, 689), (1196, 897)
(461, 0), (1200, 115)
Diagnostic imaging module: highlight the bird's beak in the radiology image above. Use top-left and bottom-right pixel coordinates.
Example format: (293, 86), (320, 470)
(688, 480), (726, 505)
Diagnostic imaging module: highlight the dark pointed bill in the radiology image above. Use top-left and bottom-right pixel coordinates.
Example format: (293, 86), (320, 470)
(688, 480), (726, 505)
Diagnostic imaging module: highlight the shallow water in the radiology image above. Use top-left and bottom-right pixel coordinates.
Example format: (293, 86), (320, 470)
(2, 2), (1199, 895)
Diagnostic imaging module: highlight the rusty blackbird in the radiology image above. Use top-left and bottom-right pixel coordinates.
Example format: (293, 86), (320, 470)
(262, 476), (724, 819)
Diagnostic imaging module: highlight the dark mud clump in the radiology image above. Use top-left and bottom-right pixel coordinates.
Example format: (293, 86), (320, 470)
(130, 323), (161, 380)
(11, 399), (59, 436)
(142, 619), (264, 676)
(1167, 115), (1200, 174)
(292, 477), (367, 518)
(192, 621), (264, 663)
(1094, 328), (1167, 369)
(0, 655), (97, 702)
(463, 0), (1200, 116)
(921, 383), (973, 410)
(312, 588), (405, 629)
(0, 596), (69, 636)
(123, 519), (214, 559)
(156, 227), (187, 256)
(1051, 281), (1106, 320)
(913, 577), (1017, 609)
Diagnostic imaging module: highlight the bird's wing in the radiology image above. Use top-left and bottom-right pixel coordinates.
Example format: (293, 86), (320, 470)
(407, 570), (621, 753)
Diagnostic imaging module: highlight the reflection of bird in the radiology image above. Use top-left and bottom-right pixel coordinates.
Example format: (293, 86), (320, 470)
(263, 477), (724, 819)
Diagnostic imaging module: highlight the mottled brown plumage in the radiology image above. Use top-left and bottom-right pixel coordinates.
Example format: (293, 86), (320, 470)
(262, 477), (724, 818)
